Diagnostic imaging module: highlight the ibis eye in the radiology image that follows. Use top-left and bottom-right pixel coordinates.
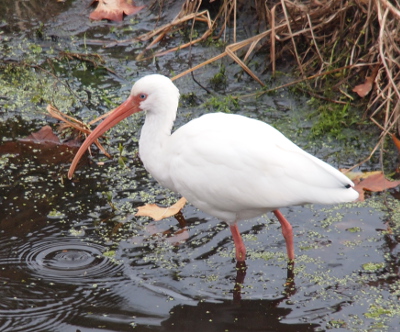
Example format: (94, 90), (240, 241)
(139, 94), (147, 100)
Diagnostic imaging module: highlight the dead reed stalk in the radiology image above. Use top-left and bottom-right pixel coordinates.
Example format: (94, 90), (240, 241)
(48, 0), (400, 168)
(140, 0), (400, 166)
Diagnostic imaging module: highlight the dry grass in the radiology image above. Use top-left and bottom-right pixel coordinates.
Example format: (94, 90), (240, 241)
(45, 0), (399, 168)
(47, 104), (111, 158)
(138, 0), (400, 168)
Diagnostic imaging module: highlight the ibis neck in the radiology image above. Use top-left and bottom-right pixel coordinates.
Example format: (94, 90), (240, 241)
(138, 110), (176, 187)
(142, 109), (175, 138)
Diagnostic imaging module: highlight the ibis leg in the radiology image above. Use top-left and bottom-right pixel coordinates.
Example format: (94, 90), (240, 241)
(273, 210), (295, 261)
(229, 224), (246, 262)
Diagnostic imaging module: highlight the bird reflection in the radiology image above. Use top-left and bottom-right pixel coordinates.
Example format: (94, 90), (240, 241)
(233, 260), (296, 303)
(233, 261), (247, 303)
(284, 261), (296, 296)
(144, 211), (298, 302)
(157, 248), (305, 331)
(162, 285), (315, 332)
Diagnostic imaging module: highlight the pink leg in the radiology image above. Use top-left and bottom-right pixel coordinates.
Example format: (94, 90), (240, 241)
(229, 224), (246, 262)
(273, 210), (294, 261)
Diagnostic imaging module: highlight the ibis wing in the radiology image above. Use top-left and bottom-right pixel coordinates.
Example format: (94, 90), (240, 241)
(164, 113), (357, 216)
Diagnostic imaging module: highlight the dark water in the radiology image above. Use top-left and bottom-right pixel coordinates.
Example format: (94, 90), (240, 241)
(1, 1), (400, 331)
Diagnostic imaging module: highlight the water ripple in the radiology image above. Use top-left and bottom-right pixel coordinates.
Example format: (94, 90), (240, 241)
(18, 237), (125, 284)
(0, 279), (87, 332)
(0, 235), (126, 331)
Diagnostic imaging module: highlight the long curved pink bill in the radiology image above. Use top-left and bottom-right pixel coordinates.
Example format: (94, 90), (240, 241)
(68, 95), (139, 179)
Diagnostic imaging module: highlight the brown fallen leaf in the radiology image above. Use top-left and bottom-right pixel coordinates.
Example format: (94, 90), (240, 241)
(352, 64), (380, 98)
(356, 173), (400, 191)
(89, 0), (144, 22)
(136, 197), (187, 221)
(352, 76), (374, 98)
(391, 134), (400, 154)
(352, 171), (400, 201)
(0, 125), (82, 165)
(164, 228), (189, 245)
(19, 125), (68, 145)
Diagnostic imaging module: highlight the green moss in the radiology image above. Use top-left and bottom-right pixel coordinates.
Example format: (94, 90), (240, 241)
(202, 95), (239, 113)
(307, 100), (359, 139)
(210, 65), (227, 90)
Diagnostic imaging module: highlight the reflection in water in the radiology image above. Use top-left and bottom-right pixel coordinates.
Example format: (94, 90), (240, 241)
(284, 261), (296, 296)
(139, 211), (298, 303)
(161, 298), (319, 331)
(234, 261), (297, 302)
(233, 261), (247, 303)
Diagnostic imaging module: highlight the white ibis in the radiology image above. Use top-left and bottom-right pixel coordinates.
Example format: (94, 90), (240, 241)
(68, 74), (359, 263)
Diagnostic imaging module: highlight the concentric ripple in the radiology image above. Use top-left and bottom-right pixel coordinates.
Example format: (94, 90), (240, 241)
(0, 280), (84, 332)
(18, 238), (125, 284)
(0, 235), (127, 331)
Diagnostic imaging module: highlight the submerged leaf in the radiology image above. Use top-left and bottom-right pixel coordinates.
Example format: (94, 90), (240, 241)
(20, 125), (61, 144)
(0, 126), (81, 165)
(144, 223), (189, 245)
(89, 0), (144, 22)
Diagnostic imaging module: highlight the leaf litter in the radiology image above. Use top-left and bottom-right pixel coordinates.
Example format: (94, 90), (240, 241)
(89, 0), (144, 22)
(0, 125), (80, 165)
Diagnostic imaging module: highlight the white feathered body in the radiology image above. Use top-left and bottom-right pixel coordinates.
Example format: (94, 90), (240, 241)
(139, 110), (357, 224)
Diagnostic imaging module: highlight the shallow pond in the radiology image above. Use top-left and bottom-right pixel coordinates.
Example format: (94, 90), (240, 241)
(1, 1), (399, 331)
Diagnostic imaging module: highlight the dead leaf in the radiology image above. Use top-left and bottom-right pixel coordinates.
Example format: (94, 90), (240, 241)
(352, 64), (380, 98)
(164, 228), (189, 245)
(352, 76), (374, 97)
(391, 134), (400, 154)
(19, 125), (68, 145)
(89, 0), (144, 22)
(136, 197), (187, 221)
(356, 172), (400, 191)
(0, 126), (82, 165)
(352, 171), (400, 201)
